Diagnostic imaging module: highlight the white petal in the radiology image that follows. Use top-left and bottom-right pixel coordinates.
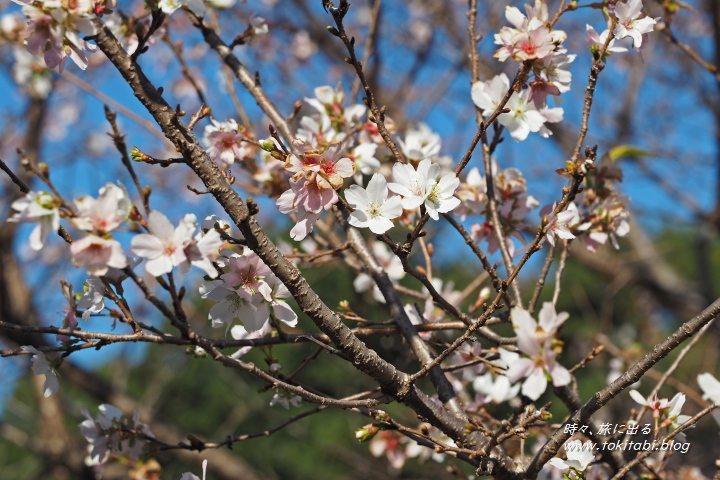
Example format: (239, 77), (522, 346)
(131, 234), (163, 258)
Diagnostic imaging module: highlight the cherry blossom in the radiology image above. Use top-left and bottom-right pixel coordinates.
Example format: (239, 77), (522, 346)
(493, 1), (567, 63)
(350, 142), (381, 182)
(629, 390), (685, 421)
(203, 118), (253, 169)
(505, 304), (571, 400)
(397, 123), (441, 161)
(388, 158), (460, 219)
(71, 182), (132, 235)
(18, 1), (98, 73)
(512, 27), (559, 62)
(77, 277), (106, 321)
(472, 73), (564, 142)
(261, 275), (298, 327)
(70, 234), (128, 276)
(547, 440), (595, 479)
(276, 179), (324, 241)
(21, 346), (59, 398)
(8, 190), (61, 251)
(453, 167), (487, 219)
(369, 431), (407, 470)
(532, 49), (576, 104)
(201, 279), (268, 333)
(220, 251), (273, 302)
(79, 404), (154, 466)
(248, 16), (269, 41)
(462, 160), (538, 256)
(472, 372), (521, 406)
(613, 0), (657, 49)
(269, 391), (303, 409)
(345, 173), (403, 234)
(471, 73), (510, 117)
(697, 373), (720, 427)
(201, 249), (296, 333)
(542, 202), (578, 246)
(278, 141), (357, 240)
(159, 0), (206, 17)
(180, 460), (208, 480)
(300, 84), (367, 147)
(698, 373), (720, 404)
(130, 211), (197, 277)
(585, 25), (628, 56)
(180, 226), (223, 278)
(499, 90), (549, 142)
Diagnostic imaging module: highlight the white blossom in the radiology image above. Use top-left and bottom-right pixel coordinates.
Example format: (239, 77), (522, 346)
(8, 191), (60, 251)
(131, 211), (197, 277)
(398, 123), (441, 161)
(21, 346), (59, 398)
(345, 173), (403, 234)
(613, 0), (656, 49)
(388, 159), (460, 219)
(547, 440), (595, 479)
(180, 460), (208, 480)
(77, 277), (105, 321)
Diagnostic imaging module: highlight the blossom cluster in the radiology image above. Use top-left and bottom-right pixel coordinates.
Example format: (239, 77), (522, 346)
(200, 248), (298, 333)
(203, 118), (256, 169)
(550, 152), (631, 251)
(454, 162), (538, 257)
(473, 0), (569, 141)
(10, 0), (107, 73)
(472, 0), (656, 142)
(269, 84), (464, 240)
(504, 303), (571, 401)
(366, 424), (455, 471)
(79, 404), (154, 467)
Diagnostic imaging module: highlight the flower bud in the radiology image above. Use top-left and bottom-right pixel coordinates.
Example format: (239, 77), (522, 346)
(374, 410), (390, 421)
(355, 423), (379, 442)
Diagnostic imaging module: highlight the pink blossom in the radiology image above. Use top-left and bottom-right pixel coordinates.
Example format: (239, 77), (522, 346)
(72, 182), (132, 234)
(203, 119), (253, 169)
(221, 252), (273, 303)
(19, 3), (97, 73)
(71, 234), (127, 276)
(369, 431), (407, 470)
(276, 179), (324, 241)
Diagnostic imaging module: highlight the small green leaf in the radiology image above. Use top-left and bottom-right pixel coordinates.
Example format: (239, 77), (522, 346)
(608, 145), (655, 162)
